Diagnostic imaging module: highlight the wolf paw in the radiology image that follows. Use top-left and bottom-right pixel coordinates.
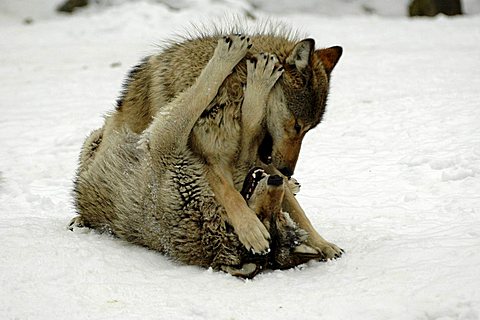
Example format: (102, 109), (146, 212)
(320, 242), (344, 260)
(307, 238), (344, 260)
(213, 34), (251, 75)
(246, 52), (284, 97)
(67, 215), (85, 231)
(233, 208), (271, 254)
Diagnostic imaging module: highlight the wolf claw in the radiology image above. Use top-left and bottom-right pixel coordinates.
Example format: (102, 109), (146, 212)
(213, 34), (251, 73)
(246, 52), (283, 97)
(221, 263), (259, 278)
(68, 215), (85, 231)
(311, 240), (344, 260)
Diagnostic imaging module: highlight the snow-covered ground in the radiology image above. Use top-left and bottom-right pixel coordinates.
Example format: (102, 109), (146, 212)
(1, 1), (480, 319)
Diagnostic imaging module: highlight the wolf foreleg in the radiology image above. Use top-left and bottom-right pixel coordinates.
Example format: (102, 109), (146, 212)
(148, 35), (250, 160)
(206, 165), (271, 254)
(238, 53), (283, 166)
(282, 187), (344, 260)
(261, 164), (343, 260)
(209, 53), (283, 254)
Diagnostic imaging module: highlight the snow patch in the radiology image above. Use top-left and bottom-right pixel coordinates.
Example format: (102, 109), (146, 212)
(441, 168), (475, 182)
(1, 1), (480, 319)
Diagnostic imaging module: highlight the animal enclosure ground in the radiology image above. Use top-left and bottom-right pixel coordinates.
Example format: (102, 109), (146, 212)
(1, 1), (479, 319)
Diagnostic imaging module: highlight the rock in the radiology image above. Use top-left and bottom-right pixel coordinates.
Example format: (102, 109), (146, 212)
(57, 0), (89, 14)
(409, 0), (462, 17)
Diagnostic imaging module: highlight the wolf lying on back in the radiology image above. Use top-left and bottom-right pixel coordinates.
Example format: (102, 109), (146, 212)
(72, 37), (323, 278)
(100, 26), (343, 259)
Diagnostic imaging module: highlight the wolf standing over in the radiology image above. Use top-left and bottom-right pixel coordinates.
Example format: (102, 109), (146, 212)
(98, 24), (343, 259)
(73, 36), (324, 277)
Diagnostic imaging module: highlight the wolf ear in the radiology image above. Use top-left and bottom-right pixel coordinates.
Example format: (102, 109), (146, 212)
(315, 46), (343, 75)
(286, 38), (315, 70)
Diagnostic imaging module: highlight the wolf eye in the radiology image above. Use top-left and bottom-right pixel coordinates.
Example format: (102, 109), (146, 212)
(294, 122), (301, 134)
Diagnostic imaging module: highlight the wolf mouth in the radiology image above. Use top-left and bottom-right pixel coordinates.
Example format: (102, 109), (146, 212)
(258, 132), (273, 165)
(240, 167), (285, 202)
(240, 167), (266, 201)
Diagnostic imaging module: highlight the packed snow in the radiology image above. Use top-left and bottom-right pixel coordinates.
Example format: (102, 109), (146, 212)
(1, 1), (480, 319)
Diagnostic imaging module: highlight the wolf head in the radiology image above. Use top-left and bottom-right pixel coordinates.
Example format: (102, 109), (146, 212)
(239, 167), (322, 272)
(259, 39), (342, 177)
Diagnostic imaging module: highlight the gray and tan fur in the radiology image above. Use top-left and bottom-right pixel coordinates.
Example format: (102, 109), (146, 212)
(72, 36), (322, 278)
(97, 23), (343, 259)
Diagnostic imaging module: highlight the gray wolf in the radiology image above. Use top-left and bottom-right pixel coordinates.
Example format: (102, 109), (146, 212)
(96, 24), (343, 259)
(71, 36), (322, 278)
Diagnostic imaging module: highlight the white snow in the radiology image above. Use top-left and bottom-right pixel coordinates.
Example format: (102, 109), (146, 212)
(1, 1), (480, 319)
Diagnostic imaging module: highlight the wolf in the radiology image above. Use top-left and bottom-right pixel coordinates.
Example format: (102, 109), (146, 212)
(99, 24), (344, 259)
(71, 36), (322, 278)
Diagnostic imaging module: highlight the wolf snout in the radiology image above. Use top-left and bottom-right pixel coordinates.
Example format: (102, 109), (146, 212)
(267, 175), (283, 186)
(279, 167), (293, 178)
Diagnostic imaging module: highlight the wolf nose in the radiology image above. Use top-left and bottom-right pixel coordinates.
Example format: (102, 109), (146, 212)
(279, 167), (293, 178)
(267, 175), (283, 186)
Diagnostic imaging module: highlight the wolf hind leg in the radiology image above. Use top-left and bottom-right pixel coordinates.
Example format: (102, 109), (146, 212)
(78, 127), (103, 173)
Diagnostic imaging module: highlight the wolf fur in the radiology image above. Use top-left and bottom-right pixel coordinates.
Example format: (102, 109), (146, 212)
(97, 23), (344, 259)
(72, 36), (322, 278)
